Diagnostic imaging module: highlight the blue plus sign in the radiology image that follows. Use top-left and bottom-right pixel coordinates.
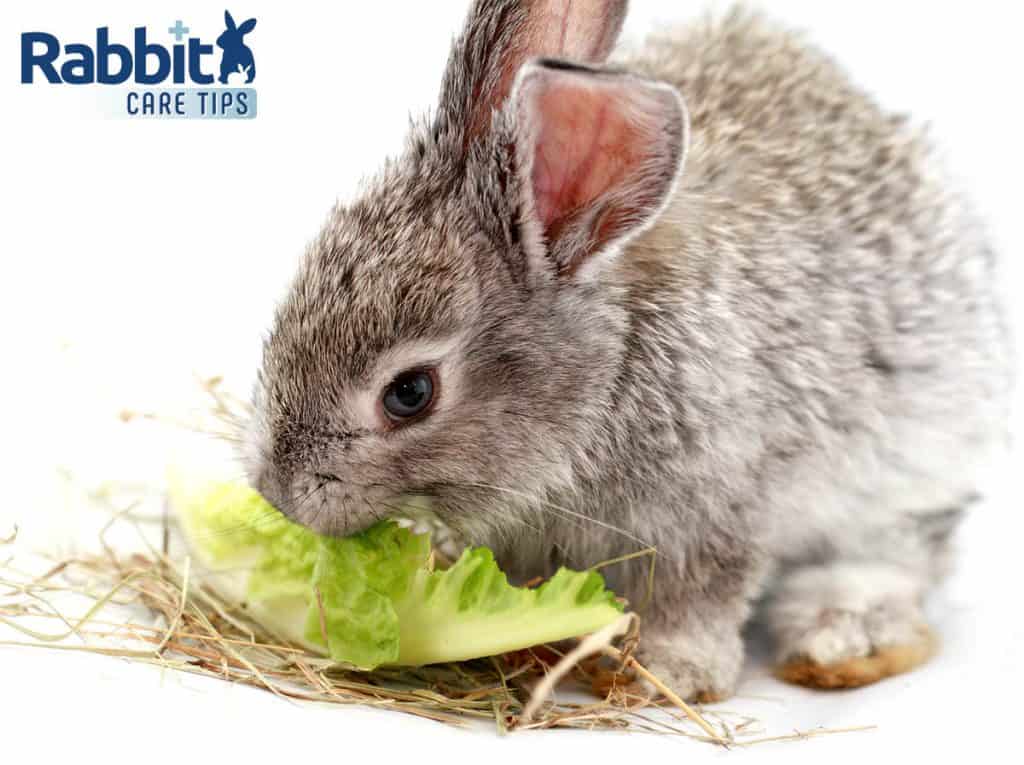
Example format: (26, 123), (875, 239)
(168, 20), (190, 41)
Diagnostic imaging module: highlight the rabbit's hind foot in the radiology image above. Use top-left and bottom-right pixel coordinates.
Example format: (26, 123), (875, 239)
(765, 561), (937, 689)
(775, 623), (936, 689)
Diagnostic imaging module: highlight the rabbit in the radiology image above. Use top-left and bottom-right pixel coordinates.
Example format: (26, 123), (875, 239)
(225, 63), (253, 88)
(242, 0), (1014, 701)
(216, 10), (256, 84)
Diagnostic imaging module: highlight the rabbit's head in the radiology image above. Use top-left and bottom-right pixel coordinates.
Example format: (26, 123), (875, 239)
(246, 0), (687, 542)
(217, 10), (256, 50)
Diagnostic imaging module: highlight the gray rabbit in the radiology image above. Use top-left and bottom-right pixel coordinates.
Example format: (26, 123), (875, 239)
(243, 0), (1014, 700)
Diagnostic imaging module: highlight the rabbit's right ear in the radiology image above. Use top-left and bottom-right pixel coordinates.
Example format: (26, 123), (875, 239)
(508, 60), (686, 281)
(224, 10), (236, 31)
(436, 0), (627, 150)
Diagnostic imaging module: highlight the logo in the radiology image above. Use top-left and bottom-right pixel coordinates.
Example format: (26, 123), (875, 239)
(216, 11), (256, 84)
(20, 10), (258, 119)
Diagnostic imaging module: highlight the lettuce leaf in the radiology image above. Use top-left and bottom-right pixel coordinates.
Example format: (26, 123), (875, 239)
(170, 476), (623, 669)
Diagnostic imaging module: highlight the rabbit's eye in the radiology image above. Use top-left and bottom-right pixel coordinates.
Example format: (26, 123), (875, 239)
(381, 369), (437, 424)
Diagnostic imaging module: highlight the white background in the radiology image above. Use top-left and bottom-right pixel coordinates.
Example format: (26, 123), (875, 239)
(1, 1), (1022, 762)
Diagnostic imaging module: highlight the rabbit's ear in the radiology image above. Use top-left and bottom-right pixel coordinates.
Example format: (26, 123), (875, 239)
(238, 18), (257, 34)
(510, 60), (687, 281)
(224, 10), (236, 31)
(436, 0), (626, 149)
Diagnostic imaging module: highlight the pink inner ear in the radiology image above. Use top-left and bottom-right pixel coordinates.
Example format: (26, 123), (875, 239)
(528, 0), (623, 64)
(530, 80), (647, 237)
(467, 0), (625, 144)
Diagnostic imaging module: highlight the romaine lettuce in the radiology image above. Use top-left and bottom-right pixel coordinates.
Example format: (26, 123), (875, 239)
(170, 476), (623, 669)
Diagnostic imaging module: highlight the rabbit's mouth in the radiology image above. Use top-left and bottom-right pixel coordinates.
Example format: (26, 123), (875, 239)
(393, 501), (464, 563)
(277, 477), (463, 556)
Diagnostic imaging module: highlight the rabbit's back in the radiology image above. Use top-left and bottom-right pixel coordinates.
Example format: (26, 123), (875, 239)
(609, 10), (1013, 567)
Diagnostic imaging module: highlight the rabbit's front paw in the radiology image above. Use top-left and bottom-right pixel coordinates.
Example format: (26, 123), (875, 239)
(634, 627), (743, 703)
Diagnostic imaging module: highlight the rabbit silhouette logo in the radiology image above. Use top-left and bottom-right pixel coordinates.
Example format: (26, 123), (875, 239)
(216, 10), (255, 84)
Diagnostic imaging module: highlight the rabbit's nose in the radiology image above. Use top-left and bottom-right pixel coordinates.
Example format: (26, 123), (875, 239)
(249, 464), (284, 508)
(312, 472), (342, 486)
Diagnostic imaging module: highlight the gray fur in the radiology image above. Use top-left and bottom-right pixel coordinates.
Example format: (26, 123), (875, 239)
(244, 1), (1014, 699)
